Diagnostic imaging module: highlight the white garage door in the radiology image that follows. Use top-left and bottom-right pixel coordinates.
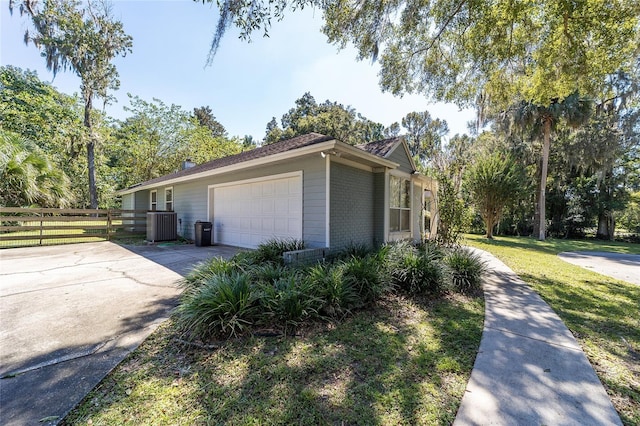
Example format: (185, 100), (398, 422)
(212, 173), (302, 248)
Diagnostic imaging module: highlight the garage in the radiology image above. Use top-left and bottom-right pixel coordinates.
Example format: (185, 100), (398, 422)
(210, 172), (303, 248)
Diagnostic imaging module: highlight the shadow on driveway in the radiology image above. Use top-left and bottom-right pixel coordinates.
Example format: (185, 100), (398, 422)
(0, 241), (239, 426)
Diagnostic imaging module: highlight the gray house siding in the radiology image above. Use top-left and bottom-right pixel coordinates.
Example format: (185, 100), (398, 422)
(373, 172), (386, 246)
(135, 191), (149, 211)
(412, 181), (423, 241)
(330, 162), (375, 250)
(387, 145), (414, 174)
(121, 193), (134, 210)
(139, 155), (327, 246)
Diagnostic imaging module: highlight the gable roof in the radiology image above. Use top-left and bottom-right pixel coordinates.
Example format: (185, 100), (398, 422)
(118, 133), (415, 195)
(124, 133), (334, 190)
(358, 136), (417, 172)
(357, 137), (404, 157)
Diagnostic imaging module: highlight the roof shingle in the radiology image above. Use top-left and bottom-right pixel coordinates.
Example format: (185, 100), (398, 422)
(357, 137), (403, 158)
(127, 132), (334, 189)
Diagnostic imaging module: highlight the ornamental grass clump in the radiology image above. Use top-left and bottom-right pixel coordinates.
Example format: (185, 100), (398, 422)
(252, 238), (305, 265)
(179, 256), (240, 294)
(385, 241), (448, 296)
(257, 273), (320, 333)
(176, 271), (259, 339)
(340, 253), (394, 304)
(444, 248), (487, 295)
(305, 262), (359, 319)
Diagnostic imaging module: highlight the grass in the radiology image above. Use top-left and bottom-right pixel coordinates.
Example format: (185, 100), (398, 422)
(62, 294), (483, 425)
(464, 234), (640, 425)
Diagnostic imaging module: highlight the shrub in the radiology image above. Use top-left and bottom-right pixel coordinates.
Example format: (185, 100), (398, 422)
(331, 242), (374, 261)
(341, 254), (393, 304)
(385, 241), (447, 295)
(179, 257), (239, 294)
(258, 273), (320, 333)
(248, 262), (291, 285)
(176, 271), (259, 340)
(305, 263), (359, 319)
(444, 248), (487, 295)
(252, 238), (305, 265)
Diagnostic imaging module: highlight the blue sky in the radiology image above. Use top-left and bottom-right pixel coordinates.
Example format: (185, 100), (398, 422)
(0, 1), (474, 142)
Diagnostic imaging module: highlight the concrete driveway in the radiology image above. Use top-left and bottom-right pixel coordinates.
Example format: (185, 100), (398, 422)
(0, 241), (239, 426)
(558, 251), (640, 285)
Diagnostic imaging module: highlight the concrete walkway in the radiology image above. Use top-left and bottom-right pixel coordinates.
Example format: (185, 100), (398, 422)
(0, 242), (239, 426)
(454, 249), (622, 425)
(558, 251), (640, 286)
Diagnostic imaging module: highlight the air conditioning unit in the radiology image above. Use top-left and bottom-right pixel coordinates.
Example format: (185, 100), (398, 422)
(146, 212), (177, 242)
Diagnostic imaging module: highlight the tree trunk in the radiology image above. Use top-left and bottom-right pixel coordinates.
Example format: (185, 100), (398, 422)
(84, 96), (98, 209)
(538, 118), (551, 241)
(596, 212), (615, 240)
(532, 160), (542, 238)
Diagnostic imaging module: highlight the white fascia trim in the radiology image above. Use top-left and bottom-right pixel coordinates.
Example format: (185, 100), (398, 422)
(411, 173), (431, 184)
(389, 169), (412, 179)
(118, 140), (337, 195)
(399, 139), (418, 171)
(149, 189), (157, 210)
(331, 155), (373, 172)
(336, 142), (399, 169)
(207, 171), (302, 189)
(383, 170), (390, 241)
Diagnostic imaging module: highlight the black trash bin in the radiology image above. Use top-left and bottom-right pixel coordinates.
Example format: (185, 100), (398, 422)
(194, 221), (212, 247)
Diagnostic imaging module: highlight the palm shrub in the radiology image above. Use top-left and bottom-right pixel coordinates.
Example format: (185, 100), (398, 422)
(176, 271), (259, 340)
(444, 248), (487, 295)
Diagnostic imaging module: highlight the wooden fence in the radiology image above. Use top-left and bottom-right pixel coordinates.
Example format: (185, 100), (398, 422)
(0, 207), (148, 248)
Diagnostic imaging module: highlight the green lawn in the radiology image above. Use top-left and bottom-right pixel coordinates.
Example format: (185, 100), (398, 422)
(62, 294), (483, 425)
(464, 234), (640, 425)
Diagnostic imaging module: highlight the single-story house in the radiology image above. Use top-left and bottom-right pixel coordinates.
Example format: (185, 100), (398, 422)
(118, 132), (437, 251)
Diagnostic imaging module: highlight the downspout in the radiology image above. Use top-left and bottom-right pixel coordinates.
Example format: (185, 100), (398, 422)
(325, 154), (331, 248)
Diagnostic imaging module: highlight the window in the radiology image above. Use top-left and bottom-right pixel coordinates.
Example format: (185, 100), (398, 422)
(165, 187), (173, 211)
(389, 175), (411, 232)
(150, 190), (157, 211)
(424, 190), (433, 232)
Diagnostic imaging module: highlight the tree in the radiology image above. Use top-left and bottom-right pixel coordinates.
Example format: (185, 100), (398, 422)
(193, 106), (227, 137)
(112, 95), (241, 188)
(11, 0), (133, 208)
(401, 111), (449, 165)
(0, 66), (83, 155)
(511, 93), (592, 239)
(428, 134), (475, 244)
(203, 0), (638, 107)
(202, 0), (638, 239)
(264, 92), (391, 145)
(0, 129), (72, 207)
(465, 153), (526, 239)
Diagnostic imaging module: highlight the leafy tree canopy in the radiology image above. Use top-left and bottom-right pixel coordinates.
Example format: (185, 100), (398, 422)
(465, 152), (527, 239)
(204, 0), (639, 109)
(10, 0), (133, 208)
(112, 94), (242, 188)
(401, 110), (449, 165)
(0, 65), (83, 155)
(263, 92), (388, 145)
(193, 106), (227, 138)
